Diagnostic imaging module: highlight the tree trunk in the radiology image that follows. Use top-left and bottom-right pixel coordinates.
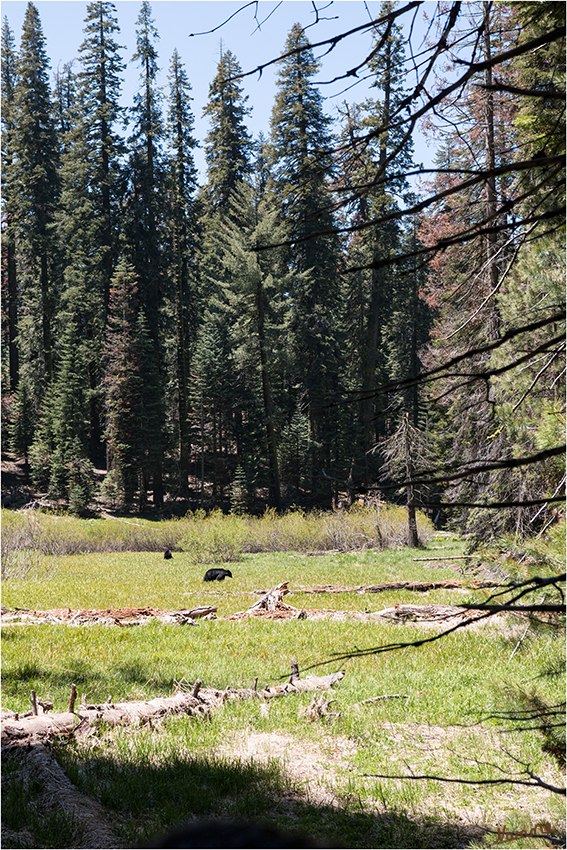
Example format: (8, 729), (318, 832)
(256, 276), (281, 509)
(5, 232), (19, 392)
(483, 1), (501, 342)
(403, 413), (419, 548)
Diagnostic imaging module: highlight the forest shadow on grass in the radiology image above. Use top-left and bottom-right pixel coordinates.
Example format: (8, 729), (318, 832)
(1, 655), (181, 708)
(46, 740), (487, 849)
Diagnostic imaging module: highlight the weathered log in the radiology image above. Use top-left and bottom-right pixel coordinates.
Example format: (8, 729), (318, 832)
(2, 742), (120, 848)
(291, 579), (501, 594)
(229, 582), (300, 619)
(0, 605), (217, 627)
(372, 604), (487, 622)
(1, 694), (205, 744)
(1, 666), (345, 744)
(2, 712), (79, 741)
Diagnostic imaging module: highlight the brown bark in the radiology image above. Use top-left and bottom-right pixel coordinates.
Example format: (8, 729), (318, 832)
(256, 272), (281, 508)
(1, 666), (345, 745)
(403, 413), (419, 548)
(483, 1), (501, 341)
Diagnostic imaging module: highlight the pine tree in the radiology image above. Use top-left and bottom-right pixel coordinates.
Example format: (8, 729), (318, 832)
(29, 317), (93, 510)
(195, 46), (255, 503)
(122, 0), (166, 508)
(209, 183), (289, 508)
(339, 2), (421, 486)
(11, 2), (60, 387)
(1, 16), (19, 394)
(165, 48), (198, 499)
(76, 0), (125, 320)
(268, 23), (342, 504)
(190, 314), (236, 505)
(202, 46), (253, 212)
(103, 260), (144, 508)
(416, 3), (562, 542)
(56, 1), (126, 469)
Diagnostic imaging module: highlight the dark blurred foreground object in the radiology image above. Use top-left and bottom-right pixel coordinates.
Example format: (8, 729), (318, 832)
(203, 568), (233, 581)
(164, 549), (173, 559)
(137, 818), (333, 848)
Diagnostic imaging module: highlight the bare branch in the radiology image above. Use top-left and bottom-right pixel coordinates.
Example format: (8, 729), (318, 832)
(225, 1), (423, 83)
(188, 2), (259, 37)
(361, 770), (565, 794)
(478, 80), (566, 100)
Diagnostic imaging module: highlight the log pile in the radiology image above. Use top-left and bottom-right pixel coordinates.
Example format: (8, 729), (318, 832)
(227, 583), (490, 625)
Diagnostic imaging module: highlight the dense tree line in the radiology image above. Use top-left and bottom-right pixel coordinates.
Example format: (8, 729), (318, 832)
(2, 1), (564, 540)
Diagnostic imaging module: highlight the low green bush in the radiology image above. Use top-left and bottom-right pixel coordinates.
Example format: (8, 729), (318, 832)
(179, 509), (248, 563)
(0, 503), (434, 568)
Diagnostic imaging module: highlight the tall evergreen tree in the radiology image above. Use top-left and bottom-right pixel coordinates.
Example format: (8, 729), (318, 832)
(10, 2), (59, 388)
(29, 317), (92, 511)
(339, 1), (421, 486)
(76, 0), (125, 319)
(103, 259), (144, 508)
(1, 17), (19, 395)
(202, 46), (253, 212)
(268, 23), (342, 504)
(55, 1), (126, 469)
(122, 0), (166, 507)
(195, 46), (254, 501)
(209, 183), (290, 508)
(165, 48), (198, 499)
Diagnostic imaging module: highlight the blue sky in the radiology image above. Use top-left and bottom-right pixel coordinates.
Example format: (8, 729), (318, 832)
(2, 0), (437, 177)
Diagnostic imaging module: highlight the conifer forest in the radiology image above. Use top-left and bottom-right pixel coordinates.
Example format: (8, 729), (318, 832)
(1, 1), (565, 541)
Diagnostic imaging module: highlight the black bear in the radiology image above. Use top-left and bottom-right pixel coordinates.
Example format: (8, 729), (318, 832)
(203, 568), (233, 581)
(164, 549), (172, 560)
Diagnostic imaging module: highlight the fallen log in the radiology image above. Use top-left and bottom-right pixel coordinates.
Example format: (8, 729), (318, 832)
(1, 662), (345, 745)
(0, 605), (217, 627)
(291, 579), (502, 594)
(1, 692), (207, 744)
(2, 742), (121, 848)
(371, 604), (489, 622)
(229, 582), (303, 619)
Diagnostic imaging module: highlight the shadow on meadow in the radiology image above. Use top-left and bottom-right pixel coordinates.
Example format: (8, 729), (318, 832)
(45, 742), (487, 849)
(1, 650), (183, 705)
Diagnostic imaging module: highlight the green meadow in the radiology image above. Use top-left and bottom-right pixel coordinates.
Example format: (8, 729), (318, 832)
(1, 511), (564, 849)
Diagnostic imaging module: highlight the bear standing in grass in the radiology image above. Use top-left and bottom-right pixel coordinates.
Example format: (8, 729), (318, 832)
(203, 568), (233, 581)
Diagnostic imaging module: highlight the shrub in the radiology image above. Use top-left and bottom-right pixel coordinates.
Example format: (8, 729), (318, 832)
(180, 510), (247, 564)
(0, 503), (434, 565)
(1, 512), (60, 580)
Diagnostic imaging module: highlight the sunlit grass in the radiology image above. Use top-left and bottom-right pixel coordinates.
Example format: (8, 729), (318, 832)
(1, 527), (563, 849)
(1, 539), (468, 611)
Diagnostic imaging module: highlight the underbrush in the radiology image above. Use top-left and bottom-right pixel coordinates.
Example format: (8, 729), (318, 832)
(0, 504), (434, 571)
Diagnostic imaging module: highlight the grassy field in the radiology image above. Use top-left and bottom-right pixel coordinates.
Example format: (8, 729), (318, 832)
(1, 519), (565, 849)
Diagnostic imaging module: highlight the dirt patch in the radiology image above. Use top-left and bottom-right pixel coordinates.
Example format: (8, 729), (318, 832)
(218, 731), (358, 809)
(217, 724), (563, 840)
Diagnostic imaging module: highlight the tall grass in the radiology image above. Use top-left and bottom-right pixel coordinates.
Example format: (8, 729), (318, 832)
(1, 504), (434, 569)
